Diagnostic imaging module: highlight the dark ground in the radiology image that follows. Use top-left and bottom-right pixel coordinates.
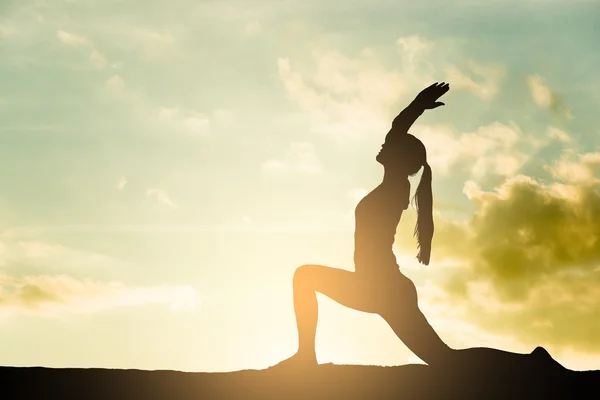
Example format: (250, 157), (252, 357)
(2, 362), (599, 400)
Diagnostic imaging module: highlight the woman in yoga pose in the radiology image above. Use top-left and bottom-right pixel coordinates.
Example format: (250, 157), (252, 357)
(275, 82), (566, 371)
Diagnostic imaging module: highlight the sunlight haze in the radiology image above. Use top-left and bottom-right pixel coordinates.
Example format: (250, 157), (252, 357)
(0, 0), (599, 372)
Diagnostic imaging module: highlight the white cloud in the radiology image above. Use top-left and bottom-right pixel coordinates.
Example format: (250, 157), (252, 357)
(527, 74), (573, 119)
(0, 274), (197, 317)
(0, 233), (197, 318)
(56, 29), (115, 71)
(276, 35), (442, 141)
(445, 61), (505, 100)
(212, 108), (236, 126)
(397, 35), (434, 57)
(89, 49), (108, 69)
(418, 122), (529, 180)
(56, 30), (88, 47)
(183, 113), (210, 132)
(547, 126), (571, 143)
(157, 107), (231, 134)
(396, 35), (435, 78)
(528, 74), (552, 108)
(106, 74), (125, 91)
(0, 239), (130, 274)
(129, 28), (175, 58)
(463, 180), (483, 200)
(133, 29), (174, 46)
(244, 21), (262, 37)
(544, 150), (600, 184)
(262, 142), (321, 175)
(147, 188), (175, 208)
(414, 124), (462, 173)
(277, 50), (407, 141)
(278, 36), (508, 142)
(158, 107), (180, 121)
(116, 176), (128, 190)
(261, 159), (288, 173)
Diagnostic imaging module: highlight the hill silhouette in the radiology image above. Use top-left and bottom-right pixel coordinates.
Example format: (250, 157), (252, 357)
(3, 361), (598, 400)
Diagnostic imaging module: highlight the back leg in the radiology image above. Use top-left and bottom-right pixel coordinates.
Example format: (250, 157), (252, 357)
(383, 305), (453, 365)
(377, 275), (453, 365)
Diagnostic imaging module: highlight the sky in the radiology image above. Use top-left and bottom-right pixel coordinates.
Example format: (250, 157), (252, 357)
(0, 0), (599, 372)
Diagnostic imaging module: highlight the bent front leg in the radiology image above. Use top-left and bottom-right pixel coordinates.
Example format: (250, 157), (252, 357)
(292, 264), (377, 358)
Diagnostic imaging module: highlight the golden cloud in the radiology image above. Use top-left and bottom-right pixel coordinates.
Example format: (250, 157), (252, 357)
(0, 274), (197, 317)
(0, 238), (197, 317)
(397, 152), (600, 352)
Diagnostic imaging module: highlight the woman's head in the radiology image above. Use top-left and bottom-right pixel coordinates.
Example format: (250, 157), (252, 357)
(377, 133), (434, 265)
(376, 133), (427, 176)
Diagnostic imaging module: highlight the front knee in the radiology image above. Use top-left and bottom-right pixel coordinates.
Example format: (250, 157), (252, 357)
(293, 264), (315, 288)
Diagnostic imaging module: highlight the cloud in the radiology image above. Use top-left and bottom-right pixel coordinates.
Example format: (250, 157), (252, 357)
(0, 274), (197, 317)
(396, 35), (434, 73)
(183, 113), (210, 132)
(106, 74), (125, 91)
(116, 176), (128, 190)
(417, 122), (530, 180)
(89, 48), (108, 69)
(462, 174), (600, 288)
(417, 159), (600, 352)
(527, 74), (573, 119)
(445, 61), (505, 100)
(56, 29), (110, 70)
(262, 142), (321, 175)
(244, 21), (262, 37)
(56, 30), (88, 47)
(278, 35), (507, 143)
(212, 108), (236, 126)
(277, 44), (412, 141)
(132, 29), (174, 46)
(147, 188), (175, 208)
(527, 75), (552, 108)
(416, 122), (576, 182)
(546, 126), (571, 143)
(544, 150), (600, 185)
(158, 107), (180, 120)
(157, 107), (216, 134)
(0, 239), (131, 276)
(128, 28), (175, 58)
(0, 231), (197, 318)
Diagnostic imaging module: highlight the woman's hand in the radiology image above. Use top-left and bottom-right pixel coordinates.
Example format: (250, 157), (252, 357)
(413, 82), (450, 110)
(387, 82), (450, 138)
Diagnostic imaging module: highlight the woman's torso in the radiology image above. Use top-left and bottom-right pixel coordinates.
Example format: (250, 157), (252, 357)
(353, 180), (410, 276)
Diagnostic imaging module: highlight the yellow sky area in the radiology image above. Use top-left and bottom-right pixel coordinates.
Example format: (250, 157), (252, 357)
(1, 0), (599, 372)
(2, 151), (600, 372)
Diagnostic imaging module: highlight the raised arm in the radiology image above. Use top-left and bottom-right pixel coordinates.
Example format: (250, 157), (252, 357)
(387, 82), (450, 140)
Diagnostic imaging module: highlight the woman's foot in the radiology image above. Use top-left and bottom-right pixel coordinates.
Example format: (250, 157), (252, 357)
(269, 351), (318, 370)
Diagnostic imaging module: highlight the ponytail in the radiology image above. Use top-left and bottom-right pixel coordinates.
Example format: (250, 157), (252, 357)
(413, 163), (433, 265)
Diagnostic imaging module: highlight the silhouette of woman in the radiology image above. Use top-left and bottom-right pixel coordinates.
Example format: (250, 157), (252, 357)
(274, 82), (567, 372)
